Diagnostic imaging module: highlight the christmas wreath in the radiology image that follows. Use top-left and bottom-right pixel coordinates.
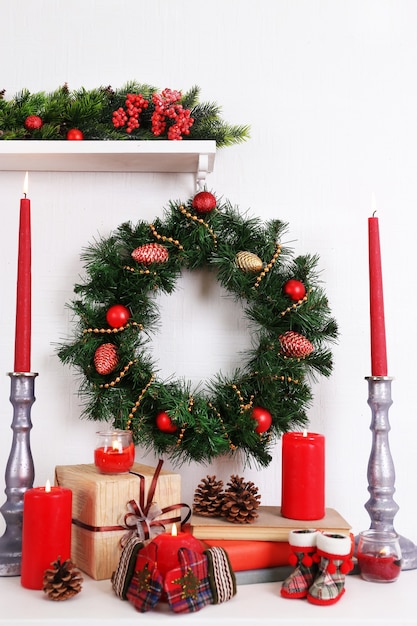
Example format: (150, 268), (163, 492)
(58, 191), (337, 467)
(0, 82), (249, 146)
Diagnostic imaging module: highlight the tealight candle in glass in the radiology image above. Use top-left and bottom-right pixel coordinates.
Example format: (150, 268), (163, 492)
(357, 529), (402, 583)
(94, 430), (135, 474)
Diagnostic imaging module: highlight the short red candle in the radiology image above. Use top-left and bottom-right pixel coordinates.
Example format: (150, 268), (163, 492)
(21, 483), (72, 589)
(357, 552), (401, 582)
(14, 172), (31, 373)
(281, 431), (325, 520)
(368, 207), (388, 376)
(94, 442), (135, 473)
(142, 527), (204, 579)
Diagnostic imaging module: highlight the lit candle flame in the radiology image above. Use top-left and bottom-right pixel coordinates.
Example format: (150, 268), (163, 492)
(171, 523), (178, 537)
(45, 479), (51, 493)
(112, 439), (122, 452)
(23, 172), (29, 197)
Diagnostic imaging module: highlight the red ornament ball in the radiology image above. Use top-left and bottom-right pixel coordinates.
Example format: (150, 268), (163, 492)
(94, 343), (119, 375)
(192, 191), (217, 214)
(251, 406), (273, 434)
(106, 304), (131, 328)
(156, 411), (177, 434)
(66, 128), (84, 140)
(283, 279), (306, 301)
(24, 115), (43, 130)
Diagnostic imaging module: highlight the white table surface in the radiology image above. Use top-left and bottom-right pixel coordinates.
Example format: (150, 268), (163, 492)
(1, 569), (416, 626)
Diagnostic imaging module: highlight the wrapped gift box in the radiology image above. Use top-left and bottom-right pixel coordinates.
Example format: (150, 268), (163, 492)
(55, 462), (181, 580)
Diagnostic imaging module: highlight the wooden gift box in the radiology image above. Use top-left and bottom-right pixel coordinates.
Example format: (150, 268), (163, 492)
(54, 462), (181, 580)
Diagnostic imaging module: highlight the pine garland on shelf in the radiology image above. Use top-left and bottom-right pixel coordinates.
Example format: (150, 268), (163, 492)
(0, 82), (249, 146)
(57, 191), (338, 467)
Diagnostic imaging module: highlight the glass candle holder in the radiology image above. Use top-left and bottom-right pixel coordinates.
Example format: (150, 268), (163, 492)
(94, 430), (135, 474)
(357, 529), (402, 583)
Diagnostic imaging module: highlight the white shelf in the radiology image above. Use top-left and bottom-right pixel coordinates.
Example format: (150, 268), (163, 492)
(0, 572), (416, 625)
(0, 140), (216, 185)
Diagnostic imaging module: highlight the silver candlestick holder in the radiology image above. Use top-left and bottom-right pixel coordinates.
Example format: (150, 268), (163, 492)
(363, 375), (417, 570)
(0, 372), (37, 576)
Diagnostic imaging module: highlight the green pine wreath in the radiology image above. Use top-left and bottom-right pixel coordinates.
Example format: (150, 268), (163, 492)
(57, 192), (338, 467)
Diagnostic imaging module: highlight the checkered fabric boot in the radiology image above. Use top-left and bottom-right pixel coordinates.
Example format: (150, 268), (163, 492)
(280, 529), (320, 599)
(307, 532), (353, 606)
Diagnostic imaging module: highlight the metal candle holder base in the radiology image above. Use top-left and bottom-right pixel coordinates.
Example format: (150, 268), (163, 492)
(0, 372), (37, 576)
(363, 376), (417, 570)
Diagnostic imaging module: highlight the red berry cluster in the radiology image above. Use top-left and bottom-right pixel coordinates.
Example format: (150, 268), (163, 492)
(151, 88), (194, 140)
(112, 93), (149, 133)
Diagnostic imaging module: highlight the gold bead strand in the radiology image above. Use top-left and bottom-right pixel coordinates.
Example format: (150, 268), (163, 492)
(208, 402), (237, 451)
(126, 374), (155, 429)
(280, 290), (310, 318)
(254, 243), (282, 289)
(178, 205), (217, 247)
(149, 223), (184, 251)
(231, 383), (254, 412)
(98, 359), (137, 389)
(83, 321), (143, 335)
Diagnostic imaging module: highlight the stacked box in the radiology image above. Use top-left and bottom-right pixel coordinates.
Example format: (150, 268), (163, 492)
(55, 462), (181, 580)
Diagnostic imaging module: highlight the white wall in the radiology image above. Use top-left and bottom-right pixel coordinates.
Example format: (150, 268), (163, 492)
(1, 0), (417, 543)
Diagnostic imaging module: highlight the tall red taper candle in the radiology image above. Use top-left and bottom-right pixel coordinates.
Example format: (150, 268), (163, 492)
(14, 172), (31, 373)
(368, 196), (388, 376)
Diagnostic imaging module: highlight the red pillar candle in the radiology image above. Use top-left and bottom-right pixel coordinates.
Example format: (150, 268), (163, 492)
(14, 172), (32, 373)
(281, 431), (325, 520)
(21, 481), (72, 589)
(368, 200), (388, 376)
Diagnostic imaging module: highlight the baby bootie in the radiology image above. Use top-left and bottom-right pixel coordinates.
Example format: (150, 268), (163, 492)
(307, 532), (353, 605)
(281, 529), (320, 599)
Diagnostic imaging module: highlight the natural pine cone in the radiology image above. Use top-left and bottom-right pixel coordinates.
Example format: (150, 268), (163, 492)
(42, 557), (83, 601)
(193, 475), (224, 517)
(220, 475), (261, 524)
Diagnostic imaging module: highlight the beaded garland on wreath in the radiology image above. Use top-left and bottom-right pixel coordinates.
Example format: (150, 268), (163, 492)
(58, 192), (337, 467)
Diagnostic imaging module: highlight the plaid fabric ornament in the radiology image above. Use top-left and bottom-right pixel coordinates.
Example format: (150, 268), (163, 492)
(164, 548), (213, 613)
(126, 552), (163, 612)
(111, 535), (143, 600)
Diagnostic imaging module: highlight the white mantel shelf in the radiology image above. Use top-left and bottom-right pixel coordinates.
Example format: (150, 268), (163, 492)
(0, 140), (216, 176)
(1, 571), (417, 625)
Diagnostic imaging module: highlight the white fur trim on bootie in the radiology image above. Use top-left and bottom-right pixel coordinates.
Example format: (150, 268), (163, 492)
(289, 529), (319, 548)
(316, 532), (351, 556)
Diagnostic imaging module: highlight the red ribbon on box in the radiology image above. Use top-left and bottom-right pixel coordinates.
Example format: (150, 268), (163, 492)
(72, 459), (190, 541)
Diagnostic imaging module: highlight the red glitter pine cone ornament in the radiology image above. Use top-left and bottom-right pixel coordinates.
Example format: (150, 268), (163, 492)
(131, 243), (169, 265)
(94, 343), (119, 375)
(279, 331), (314, 358)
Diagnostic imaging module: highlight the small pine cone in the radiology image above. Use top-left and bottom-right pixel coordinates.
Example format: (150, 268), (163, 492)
(220, 475), (261, 524)
(131, 242), (169, 265)
(235, 251), (263, 273)
(94, 343), (119, 375)
(193, 475), (224, 517)
(279, 330), (314, 358)
(43, 557), (83, 601)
